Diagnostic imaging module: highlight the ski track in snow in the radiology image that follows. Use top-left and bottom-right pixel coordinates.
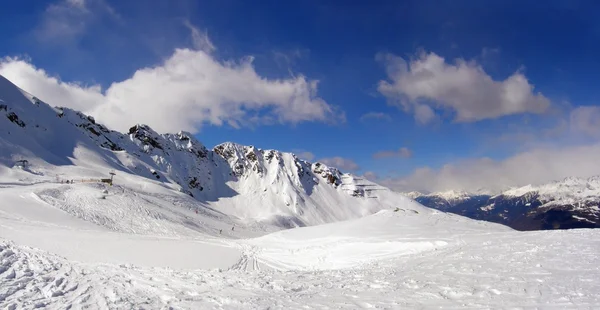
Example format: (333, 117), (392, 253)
(2, 230), (600, 309)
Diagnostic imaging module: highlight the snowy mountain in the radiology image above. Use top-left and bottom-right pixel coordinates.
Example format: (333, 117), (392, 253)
(409, 177), (600, 230)
(406, 190), (474, 210)
(0, 74), (412, 229)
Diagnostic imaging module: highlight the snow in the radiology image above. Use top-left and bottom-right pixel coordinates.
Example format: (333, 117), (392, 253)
(0, 74), (410, 228)
(434, 189), (471, 201)
(502, 176), (600, 202)
(410, 189), (473, 203)
(572, 215), (595, 223)
(2, 190), (600, 308)
(401, 190), (423, 199)
(2, 74), (600, 308)
(480, 203), (495, 211)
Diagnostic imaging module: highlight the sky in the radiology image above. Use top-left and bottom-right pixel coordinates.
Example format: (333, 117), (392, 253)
(1, 0), (600, 193)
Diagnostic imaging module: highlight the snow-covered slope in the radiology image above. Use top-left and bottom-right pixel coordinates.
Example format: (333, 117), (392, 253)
(0, 74), (423, 229)
(2, 197), (600, 309)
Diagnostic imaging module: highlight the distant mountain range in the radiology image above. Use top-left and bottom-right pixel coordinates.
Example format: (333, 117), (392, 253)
(405, 177), (600, 230)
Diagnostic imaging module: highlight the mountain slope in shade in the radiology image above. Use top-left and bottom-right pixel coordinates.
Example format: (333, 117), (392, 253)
(0, 74), (423, 229)
(408, 177), (600, 230)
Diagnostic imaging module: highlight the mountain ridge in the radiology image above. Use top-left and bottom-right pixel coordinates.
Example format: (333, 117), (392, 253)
(0, 74), (419, 228)
(407, 176), (600, 230)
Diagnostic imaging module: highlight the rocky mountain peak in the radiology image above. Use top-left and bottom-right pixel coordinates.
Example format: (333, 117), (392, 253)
(312, 162), (342, 186)
(0, 73), (402, 227)
(128, 124), (164, 151)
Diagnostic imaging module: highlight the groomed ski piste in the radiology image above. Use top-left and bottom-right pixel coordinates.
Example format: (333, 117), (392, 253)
(1, 74), (600, 309)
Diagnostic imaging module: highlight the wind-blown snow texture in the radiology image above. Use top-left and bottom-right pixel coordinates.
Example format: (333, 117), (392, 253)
(2, 74), (600, 309)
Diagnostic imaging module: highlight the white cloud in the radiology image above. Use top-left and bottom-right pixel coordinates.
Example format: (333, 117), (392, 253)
(380, 144), (600, 193)
(183, 20), (215, 53)
(377, 51), (550, 124)
(414, 104), (435, 124)
(481, 47), (500, 60)
(0, 46), (340, 133)
(570, 106), (600, 137)
(359, 112), (391, 122)
(37, 0), (89, 42)
(273, 48), (309, 68)
(363, 171), (378, 181)
(318, 157), (360, 171)
(295, 151), (315, 161)
(35, 0), (118, 43)
(0, 57), (105, 113)
(373, 147), (412, 159)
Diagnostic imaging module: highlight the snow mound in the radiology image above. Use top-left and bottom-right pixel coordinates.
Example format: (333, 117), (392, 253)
(244, 209), (506, 271)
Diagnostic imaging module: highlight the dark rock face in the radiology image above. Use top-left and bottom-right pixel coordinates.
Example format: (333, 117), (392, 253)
(246, 151), (257, 162)
(6, 112), (25, 127)
(100, 140), (124, 151)
(312, 162), (341, 186)
(529, 209), (597, 230)
(65, 109), (123, 151)
(351, 189), (364, 197)
(188, 177), (202, 190)
(129, 124), (163, 150)
(414, 193), (600, 231)
(213, 144), (232, 159)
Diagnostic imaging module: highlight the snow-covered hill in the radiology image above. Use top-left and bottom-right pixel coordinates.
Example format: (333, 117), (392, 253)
(410, 176), (600, 230)
(0, 74), (416, 229)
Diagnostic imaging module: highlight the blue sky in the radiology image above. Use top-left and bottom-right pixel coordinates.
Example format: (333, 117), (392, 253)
(1, 0), (600, 192)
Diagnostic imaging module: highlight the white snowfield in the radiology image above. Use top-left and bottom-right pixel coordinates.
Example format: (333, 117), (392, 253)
(1, 74), (600, 309)
(1, 181), (600, 309)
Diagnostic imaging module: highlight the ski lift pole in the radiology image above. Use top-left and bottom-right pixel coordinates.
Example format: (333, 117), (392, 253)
(109, 170), (116, 186)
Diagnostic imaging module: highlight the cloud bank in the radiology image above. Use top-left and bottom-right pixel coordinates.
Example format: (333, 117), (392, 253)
(295, 151), (315, 161)
(570, 106), (600, 137)
(0, 48), (340, 133)
(377, 51), (550, 124)
(318, 157), (360, 171)
(381, 143), (600, 193)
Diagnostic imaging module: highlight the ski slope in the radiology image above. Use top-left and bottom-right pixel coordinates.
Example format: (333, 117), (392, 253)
(2, 178), (600, 309)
